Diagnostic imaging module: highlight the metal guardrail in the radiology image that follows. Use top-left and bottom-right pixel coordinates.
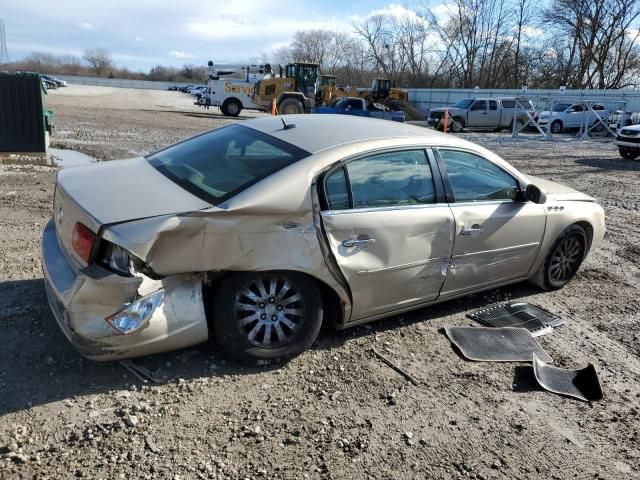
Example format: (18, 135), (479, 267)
(54, 75), (194, 90)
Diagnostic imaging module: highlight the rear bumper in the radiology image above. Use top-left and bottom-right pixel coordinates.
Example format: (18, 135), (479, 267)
(41, 218), (209, 361)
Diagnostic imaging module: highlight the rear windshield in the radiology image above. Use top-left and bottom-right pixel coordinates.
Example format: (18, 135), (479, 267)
(148, 124), (310, 204)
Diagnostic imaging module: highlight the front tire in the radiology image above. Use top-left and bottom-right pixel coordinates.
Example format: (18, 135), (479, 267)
(531, 225), (587, 291)
(620, 148), (639, 160)
(450, 117), (465, 133)
(550, 120), (563, 134)
(211, 271), (323, 364)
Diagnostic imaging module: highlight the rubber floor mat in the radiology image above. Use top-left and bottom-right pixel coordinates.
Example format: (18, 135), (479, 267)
(444, 326), (553, 363)
(532, 354), (603, 402)
(467, 303), (564, 336)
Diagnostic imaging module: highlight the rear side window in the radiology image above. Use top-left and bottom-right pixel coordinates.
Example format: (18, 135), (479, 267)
(325, 167), (350, 210)
(439, 150), (519, 202)
(324, 150), (436, 209)
(489, 100), (497, 110)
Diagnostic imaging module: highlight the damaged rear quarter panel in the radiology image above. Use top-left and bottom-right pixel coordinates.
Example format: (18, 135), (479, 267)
(100, 149), (368, 323)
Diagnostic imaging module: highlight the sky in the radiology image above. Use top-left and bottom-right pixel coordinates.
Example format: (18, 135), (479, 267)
(1, 0), (425, 72)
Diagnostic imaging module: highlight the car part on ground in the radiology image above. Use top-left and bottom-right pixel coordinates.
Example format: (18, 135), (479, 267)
(467, 303), (564, 336)
(444, 326), (553, 363)
(532, 353), (603, 402)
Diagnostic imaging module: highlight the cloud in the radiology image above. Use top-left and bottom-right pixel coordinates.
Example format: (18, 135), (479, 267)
(134, 36), (143, 42)
(76, 21), (95, 30)
(168, 50), (196, 59)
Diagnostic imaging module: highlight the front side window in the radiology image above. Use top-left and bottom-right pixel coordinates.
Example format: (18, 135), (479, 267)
(439, 149), (519, 202)
(148, 124), (310, 204)
(471, 100), (487, 111)
(325, 150), (436, 210)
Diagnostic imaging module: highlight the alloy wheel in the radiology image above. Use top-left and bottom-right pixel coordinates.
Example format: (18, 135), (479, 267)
(549, 236), (583, 282)
(233, 274), (306, 348)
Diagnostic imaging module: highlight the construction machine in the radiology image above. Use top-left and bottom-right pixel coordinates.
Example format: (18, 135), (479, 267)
(252, 62), (320, 114)
(360, 78), (408, 103)
(316, 74), (354, 106)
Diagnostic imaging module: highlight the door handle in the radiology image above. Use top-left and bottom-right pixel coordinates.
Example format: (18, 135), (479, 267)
(460, 224), (485, 236)
(342, 237), (376, 248)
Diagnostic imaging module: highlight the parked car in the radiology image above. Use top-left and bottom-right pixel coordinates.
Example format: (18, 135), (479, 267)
(315, 97), (405, 122)
(535, 103), (609, 134)
(190, 86), (207, 97)
(180, 84), (195, 93)
(41, 78), (57, 90)
(41, 74), (67, 87)
(41, 115), (605, 363)
(614, 124), (640, 160)
(428, 98), (535, 132)
(167, 85), (179, 91)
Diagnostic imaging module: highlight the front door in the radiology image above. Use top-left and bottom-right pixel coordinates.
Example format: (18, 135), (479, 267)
(435, 148), (546, 297)
(320, 149), (455, 320)
(467, 100), (488, 127)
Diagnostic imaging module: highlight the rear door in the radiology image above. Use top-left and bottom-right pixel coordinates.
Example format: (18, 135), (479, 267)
(435, 148), (546, 297)
(485, 100), (500, 126)
(320, 149), (455, 320)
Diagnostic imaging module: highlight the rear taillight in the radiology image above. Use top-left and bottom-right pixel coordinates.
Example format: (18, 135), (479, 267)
(72, 222), (96, 263)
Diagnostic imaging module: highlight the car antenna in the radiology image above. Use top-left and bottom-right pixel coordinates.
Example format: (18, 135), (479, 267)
(281, 117), (296, 130)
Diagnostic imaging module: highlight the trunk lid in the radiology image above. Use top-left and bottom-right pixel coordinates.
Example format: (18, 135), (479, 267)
(54, 157), (211, 263)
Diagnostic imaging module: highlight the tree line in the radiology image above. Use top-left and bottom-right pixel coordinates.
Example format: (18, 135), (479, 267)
(4, 0), (639, 89)
(267, 0), (640, 89)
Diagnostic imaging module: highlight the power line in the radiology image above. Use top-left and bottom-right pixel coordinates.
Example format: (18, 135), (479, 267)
(0, 20), (9, 64)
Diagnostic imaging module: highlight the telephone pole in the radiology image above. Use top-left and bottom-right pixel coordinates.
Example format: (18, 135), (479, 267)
(0, 20), (9, 65)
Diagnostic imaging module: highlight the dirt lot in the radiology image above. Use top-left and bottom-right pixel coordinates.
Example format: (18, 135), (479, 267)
(1, 86), (639, 480)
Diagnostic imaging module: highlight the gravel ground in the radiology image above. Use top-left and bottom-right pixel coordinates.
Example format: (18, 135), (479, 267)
(1, 86), (639, 480)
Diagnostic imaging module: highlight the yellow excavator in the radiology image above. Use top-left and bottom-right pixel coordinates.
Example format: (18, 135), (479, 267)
(252, 62), (320, 114)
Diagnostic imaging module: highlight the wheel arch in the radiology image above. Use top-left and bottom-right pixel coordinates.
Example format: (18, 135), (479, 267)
(203, 269), (347, 332)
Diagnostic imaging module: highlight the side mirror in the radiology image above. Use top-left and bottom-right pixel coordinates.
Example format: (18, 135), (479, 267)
(525, 184), (547, 204)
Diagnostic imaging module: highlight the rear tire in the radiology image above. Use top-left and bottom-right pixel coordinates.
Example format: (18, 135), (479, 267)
(530, 225), (587, 291)
(222, 99), (242, 117)
(211, 271), (323, 364)
(278, 98), (304, 115)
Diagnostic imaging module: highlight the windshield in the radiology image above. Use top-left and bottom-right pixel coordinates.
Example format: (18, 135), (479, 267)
(453, 99), (474, 109)
(148, 125), (310, 204)
(552, 103), (572, 112)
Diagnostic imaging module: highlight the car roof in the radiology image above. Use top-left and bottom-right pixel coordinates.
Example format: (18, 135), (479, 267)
(243, 114), (461, 153)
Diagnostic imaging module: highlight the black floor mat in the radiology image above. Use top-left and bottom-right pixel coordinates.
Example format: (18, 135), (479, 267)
(532, 353), (603, 402)
(444, 326), (553, 363)
(467, 303), (564, 336)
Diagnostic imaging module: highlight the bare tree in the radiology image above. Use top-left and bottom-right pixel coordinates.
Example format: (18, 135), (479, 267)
(83, 48), (113, 76)
(542, 0), (640, 88)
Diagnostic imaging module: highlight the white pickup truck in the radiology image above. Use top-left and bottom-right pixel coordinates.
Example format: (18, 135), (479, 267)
(196, 78), (262, 117)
